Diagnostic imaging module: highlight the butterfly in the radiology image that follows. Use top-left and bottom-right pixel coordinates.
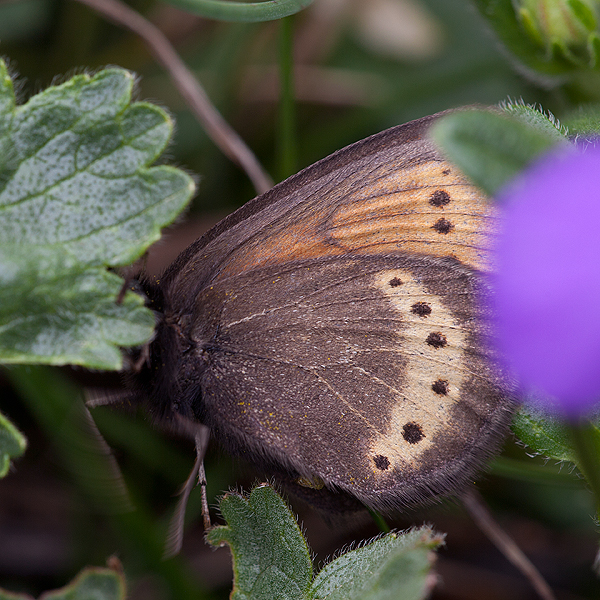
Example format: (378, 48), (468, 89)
(130, 110), (514, 536)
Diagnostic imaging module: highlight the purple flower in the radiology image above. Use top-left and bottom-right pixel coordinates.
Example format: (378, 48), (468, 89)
(493, 144), (600, 417)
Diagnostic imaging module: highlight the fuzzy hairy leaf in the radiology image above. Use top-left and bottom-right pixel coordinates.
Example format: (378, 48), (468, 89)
(207, 484), (314, 600)
(310, 527), (443, 600)
(431, 108), (566, 196)
(207, 484), (443, 600)
(0, 60), (194, 369)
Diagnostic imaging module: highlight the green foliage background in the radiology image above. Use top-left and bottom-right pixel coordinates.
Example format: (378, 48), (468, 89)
(2, 0), (600, 598)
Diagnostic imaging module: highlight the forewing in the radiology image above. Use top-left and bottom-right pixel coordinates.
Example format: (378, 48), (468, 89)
(162, 112), (496, 315)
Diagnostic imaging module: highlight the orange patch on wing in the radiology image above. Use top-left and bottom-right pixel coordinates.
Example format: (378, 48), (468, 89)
(331, 161), (495, 272)
(217, 159), (495, 280)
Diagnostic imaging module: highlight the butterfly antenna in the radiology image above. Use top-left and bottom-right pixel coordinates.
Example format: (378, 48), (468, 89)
(163, 425), (211, 559)
(77, 403), (133, 513)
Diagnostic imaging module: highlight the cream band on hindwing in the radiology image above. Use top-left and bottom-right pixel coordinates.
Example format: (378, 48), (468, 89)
(368, 269), (467, 473)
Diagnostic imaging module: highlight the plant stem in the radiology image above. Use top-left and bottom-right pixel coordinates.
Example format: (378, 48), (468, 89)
(367, 508), (391, 533)
(278, 14), (297, 181)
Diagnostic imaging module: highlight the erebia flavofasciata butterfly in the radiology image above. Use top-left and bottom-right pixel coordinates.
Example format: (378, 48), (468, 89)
(128, 110), (514, 541)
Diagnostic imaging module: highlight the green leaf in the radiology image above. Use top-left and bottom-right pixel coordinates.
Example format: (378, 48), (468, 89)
(310, 527), (443, 600)
(0, 564), (126, 600)
(502, 103), (567, 141)
(40, 566), (126, 600)
(511, 404), (578, 463)
(161, 0), (313, 22)
(0, 246), (154, 368)
(512, 403), (600, 468)
(0, 60), (195, 369)
(0, 410), (26, 477)
(431, 108), (566, 196)
(207, 484), (313, 600)
(512, 405), (600, 516)
(589, 32), (600, 67)
(563, 103), (600, 134)
(207, 484), (444, 600)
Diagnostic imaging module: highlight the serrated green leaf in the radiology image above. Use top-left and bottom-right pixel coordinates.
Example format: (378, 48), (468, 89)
(0, 245), (155, 369)
(0, 565), (126, 600)
(0, 410), (26, 477)
(0, 60), (195, 369)
(310, 527), (443, 600)
(0, 66), (194, 266)
(431, 109), (566, 196)
(207, 484), (313, 600)
(208, 485), (444, 600)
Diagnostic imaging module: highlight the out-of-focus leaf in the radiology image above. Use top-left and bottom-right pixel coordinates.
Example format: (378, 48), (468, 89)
(562, 103), (600, 135)
(472, 0), (597, 74)
(431, 108), (566, 195)
(0, 564), (126, 600)
(6, 366), (132, 514)
(0, 0), (52, 43)
(0, 591), (33, 600)
(39, 565), (126, 600)
(161, 0), (313, 22)
(0, 409), (26, 477)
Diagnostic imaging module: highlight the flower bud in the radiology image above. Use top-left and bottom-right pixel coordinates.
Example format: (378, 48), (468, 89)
(517, 0), (599, 64)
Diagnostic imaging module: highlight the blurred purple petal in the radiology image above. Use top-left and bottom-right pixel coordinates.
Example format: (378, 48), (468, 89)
(493, 144), (600, 417)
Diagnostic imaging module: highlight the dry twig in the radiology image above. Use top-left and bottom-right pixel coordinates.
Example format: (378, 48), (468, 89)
(461, 488), (556, 600)
(74, 0), (273, 194)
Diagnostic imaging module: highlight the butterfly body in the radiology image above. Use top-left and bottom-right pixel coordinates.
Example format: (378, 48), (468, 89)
(137, 111), (514, 512)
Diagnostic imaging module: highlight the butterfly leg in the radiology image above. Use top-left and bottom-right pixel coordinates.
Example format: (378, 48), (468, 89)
(195, 426), (211, 531)
(164, 424), (211, 558)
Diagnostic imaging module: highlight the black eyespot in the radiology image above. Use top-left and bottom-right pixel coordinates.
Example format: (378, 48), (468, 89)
(402, 422), (425, 444)
(426, 332), (447, 349)
(389, 277), (403, 287)
(429, 190), (451, 207)
(432, 218), (454, 234)
(411, 302), (432, 317)
(374, 454), (390, 470)
(431, 379), (449, 395)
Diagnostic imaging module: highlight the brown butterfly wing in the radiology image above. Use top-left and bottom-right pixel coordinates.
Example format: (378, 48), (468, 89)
(152, 111), (512, 510)
(161, 111), (495, 310)
(190, 254), (509, 510)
